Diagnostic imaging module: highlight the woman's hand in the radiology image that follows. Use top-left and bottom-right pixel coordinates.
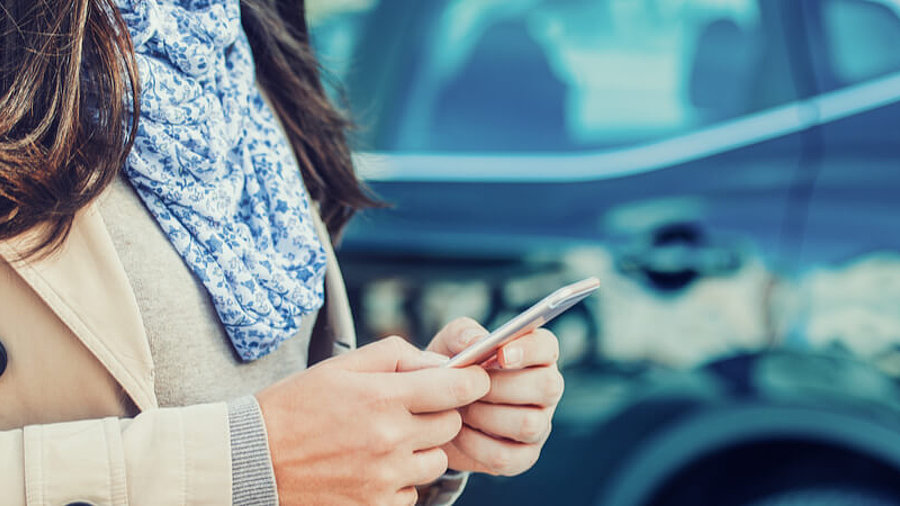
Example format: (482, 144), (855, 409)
(256, 336), (490, 505)
(427, 317), (564, 476)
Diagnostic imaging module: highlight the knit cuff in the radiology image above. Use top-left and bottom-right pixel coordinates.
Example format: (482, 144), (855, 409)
(228, 396), (279, 505)
(417, 470), (470, 505)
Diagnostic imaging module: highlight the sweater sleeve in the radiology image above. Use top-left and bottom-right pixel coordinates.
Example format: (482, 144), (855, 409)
(417, 470), (470, 505)
(228, 396), (279, 505)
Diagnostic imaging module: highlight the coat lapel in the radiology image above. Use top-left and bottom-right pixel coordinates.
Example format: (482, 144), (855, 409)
(0, 204), (158, 411)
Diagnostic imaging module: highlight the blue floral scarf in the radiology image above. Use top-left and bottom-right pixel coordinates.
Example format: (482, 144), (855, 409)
(115, 0), (327, 361)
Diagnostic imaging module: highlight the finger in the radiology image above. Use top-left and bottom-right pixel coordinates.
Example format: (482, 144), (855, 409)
(393, 366), (490, 413)
(338, 336), (447, 373)
(407, 448), (450, 487)
(497, 328), (559, 370)
(396, 487), (419, 506)
(410, 410), (463, 450)
(461, 402), (551, 444)
(452, 425), (540, 477)
(397, 350), (451, 372)
(482, 366), (564, 407)
(427, 317), (488, 357)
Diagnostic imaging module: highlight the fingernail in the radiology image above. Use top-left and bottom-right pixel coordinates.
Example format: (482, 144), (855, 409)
(482, 356), (502, 370)
(458, 328), (486, 348)
(501, 345), (523, 368)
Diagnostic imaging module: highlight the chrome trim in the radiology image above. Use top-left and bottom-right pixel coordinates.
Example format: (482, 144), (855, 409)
(355, 72), (900, 183)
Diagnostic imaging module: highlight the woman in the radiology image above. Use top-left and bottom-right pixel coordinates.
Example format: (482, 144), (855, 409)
(0, 0), (564, 504)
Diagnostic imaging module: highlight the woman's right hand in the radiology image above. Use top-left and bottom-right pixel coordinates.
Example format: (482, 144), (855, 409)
(256, 336), (490, 505)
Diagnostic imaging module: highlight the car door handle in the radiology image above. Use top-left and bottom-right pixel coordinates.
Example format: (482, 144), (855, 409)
(616, 222), (742, 291)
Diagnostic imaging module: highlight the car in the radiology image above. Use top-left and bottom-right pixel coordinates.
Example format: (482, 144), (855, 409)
(309, 0), (900, 504)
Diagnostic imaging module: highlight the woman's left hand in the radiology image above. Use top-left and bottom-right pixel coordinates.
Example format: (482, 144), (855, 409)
(427, 317), (564, 476)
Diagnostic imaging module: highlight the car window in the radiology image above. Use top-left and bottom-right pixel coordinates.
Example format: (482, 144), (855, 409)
(313, 0), (796, 153)
(819, 0), (900, 87)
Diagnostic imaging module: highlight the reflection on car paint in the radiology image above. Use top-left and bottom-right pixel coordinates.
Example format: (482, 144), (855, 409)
(564, 248), (774, 368)
(798, 253), (900, 371)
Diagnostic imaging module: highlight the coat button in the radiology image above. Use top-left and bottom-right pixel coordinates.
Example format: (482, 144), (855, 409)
(0, 339), (6, 378)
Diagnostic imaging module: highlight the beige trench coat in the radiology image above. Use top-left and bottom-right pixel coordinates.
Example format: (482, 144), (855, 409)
(0, 201), (355, 505)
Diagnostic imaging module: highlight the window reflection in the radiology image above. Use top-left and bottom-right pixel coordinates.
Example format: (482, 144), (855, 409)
(823, 0), (900, 86)
(312, 0), (801, 153)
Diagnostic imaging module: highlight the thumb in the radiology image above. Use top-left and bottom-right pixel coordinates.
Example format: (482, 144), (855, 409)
(336, 336), (448, 373)
(427, 317), (489, 357)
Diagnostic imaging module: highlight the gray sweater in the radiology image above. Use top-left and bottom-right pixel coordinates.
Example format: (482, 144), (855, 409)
(99, 174), (295, 504)
(97, 175), (468, 505)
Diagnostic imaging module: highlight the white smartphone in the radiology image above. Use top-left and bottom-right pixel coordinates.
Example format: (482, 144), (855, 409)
(443, 277), (600, 368)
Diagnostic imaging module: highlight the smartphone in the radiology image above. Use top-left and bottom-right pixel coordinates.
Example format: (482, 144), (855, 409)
(443, 277), (600, 368)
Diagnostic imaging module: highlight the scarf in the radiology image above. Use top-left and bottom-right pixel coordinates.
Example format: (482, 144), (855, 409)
(115, 0), (327, 361)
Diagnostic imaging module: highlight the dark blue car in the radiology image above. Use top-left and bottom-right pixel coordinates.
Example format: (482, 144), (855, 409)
(311, 0), (900, 504)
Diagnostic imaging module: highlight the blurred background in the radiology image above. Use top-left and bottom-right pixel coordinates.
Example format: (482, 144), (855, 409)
(308, 0), (900, 504)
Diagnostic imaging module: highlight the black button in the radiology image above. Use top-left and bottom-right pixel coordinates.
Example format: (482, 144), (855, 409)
(67, 503), (95, 506)
(0, 339), (6, 378)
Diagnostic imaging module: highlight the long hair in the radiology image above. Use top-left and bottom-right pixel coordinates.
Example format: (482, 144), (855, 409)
(0, 0), (139, 257)
(241, 0), (379, 240)
(0, 0), (377, 258)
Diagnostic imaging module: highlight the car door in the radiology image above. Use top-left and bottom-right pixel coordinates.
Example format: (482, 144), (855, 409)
(320, 0), (813, 369)
(795, 0), (900, 370)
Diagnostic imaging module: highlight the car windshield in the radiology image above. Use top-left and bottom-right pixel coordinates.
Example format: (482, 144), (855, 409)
(311, 0), (788, 153)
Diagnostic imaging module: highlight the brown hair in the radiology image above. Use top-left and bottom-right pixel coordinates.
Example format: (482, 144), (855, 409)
(0, 0), (139, 257)
(241, 0), (380, 239)
(0, 0), (377, 258)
